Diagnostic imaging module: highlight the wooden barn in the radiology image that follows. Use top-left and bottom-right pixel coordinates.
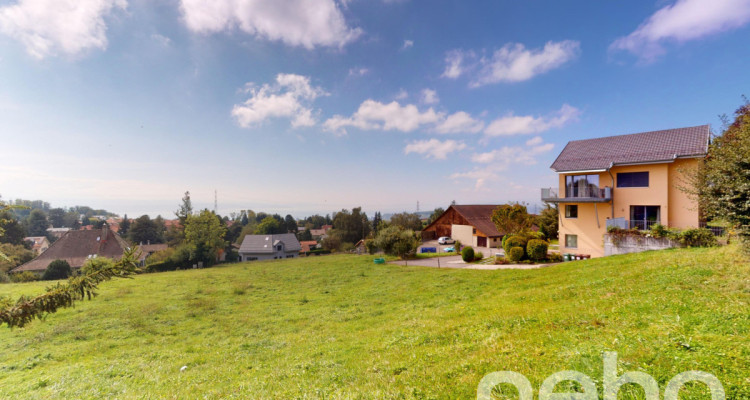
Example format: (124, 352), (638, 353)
(421, 205), (505, 248)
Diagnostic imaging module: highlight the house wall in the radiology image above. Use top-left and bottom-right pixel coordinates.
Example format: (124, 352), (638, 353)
(558, 160), (702, 258)
(451, 224), (475, 247)
(240, 251), (298, 262)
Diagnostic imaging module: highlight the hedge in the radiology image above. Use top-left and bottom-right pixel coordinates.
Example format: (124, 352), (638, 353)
(526, 239), (549, 261)
(508, 247), (525, 262)
(461, 246), (475, 262)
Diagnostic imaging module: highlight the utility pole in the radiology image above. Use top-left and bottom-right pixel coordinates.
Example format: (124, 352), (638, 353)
(214, 190), (218, 214)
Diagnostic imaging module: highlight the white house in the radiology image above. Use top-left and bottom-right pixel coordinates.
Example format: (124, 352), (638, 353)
(238, 233), (301, 261)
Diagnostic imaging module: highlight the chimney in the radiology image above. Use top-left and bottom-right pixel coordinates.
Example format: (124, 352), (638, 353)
(101, 225), (108, 242)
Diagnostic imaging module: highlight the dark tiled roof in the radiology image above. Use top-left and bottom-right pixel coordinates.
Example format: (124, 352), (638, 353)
(550, 125), (710, 172)
(239, 234), (301, 254)
(451, 205), (504, 237)
(13, 227), (130, 272)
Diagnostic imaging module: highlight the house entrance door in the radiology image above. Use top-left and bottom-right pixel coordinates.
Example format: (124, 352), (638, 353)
(477, 236), (487, 247)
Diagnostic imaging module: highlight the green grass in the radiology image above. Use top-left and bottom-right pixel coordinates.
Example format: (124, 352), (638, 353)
(0, 246), (748, 399)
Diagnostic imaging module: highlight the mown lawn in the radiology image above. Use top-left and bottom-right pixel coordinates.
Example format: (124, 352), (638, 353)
(0, 245), (748, 399)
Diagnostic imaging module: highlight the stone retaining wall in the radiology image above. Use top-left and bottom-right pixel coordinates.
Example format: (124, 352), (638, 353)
(604, 234), (683, 256)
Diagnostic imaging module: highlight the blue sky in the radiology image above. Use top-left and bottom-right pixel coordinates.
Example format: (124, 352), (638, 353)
(1, 0), (749, 218)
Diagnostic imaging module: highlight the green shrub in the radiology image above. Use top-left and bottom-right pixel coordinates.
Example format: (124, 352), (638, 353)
(0, 271), (9, 283)
(650, 223), (668, 238)
(526, 239), (549, 261)
(527, 231), (545, 240)
(547, 252), (563, 262)
(364, 239), (377, 255)
(474, 251), (484, 261)
(80, 258), (115, 275)
(679, 228), (718, 247)
(501, 235), (509, 249)
(508, 247), (525, 262)
(10, 271), (38, 282)
(461, 246), (475, 262)
(43, 259), (72, 281)
(495, 257), (510, 265)
(503, 235), (528, 258)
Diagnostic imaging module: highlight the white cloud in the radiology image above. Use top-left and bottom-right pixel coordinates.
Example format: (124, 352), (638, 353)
(454, 138), (555, 189)
(525, 136), (543, 146)
(434, 111), (485, 134)
(470, 40), (580, 86)
(0, 0), (127, 59)
(441, 49), (471, 79)
(420, 88), (439, 105)
(402, 39), (413, 49)
(232, 73), (327, 129)
(610, 0), (750, 62)
(180, 0), (362, 49)
(404, 139), (466, 160)
(394, 89), (408, 100)
(323, 100), (443, 135)
(484, 104), (580, 136)
(348, 67), (369, 77)
(151, 33), (171, 47)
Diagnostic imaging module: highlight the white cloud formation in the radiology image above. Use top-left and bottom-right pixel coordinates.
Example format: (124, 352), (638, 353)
(434, 111), (485, 134)
(232, 73), (327, 129)
(610, 0), (750, 62)
(0, 0), (126, 59)
(394, 89), (408, 100)
(180, 0), (362, 49)
(348, 67), (369, 77)
(404, 139), (466, 160)
(402, 39), (413, 49)
(470, 40), (580, 86)
(441, 49), (471, 79)
(323, 100), (443, 135)
(484, 104), (580, 136)
(453, 138), (555, 189)
(151, 33), (171, 47)
(420, 88), (439, 105)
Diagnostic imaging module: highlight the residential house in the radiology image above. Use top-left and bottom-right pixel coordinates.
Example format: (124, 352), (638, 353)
(422, 205), (506, 248)
(309, 225), (332, 238)
(238, 233), (301, 261)
(46, 227), (71, 239)
(136, 242), (169, 265)
(24, 236), (50, 255)
(13, 226), (130, 274)
(542, 125), (709, 258)
(299, 240), (318, 253)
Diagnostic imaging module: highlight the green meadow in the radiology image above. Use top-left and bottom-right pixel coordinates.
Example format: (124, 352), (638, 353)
(0, 245), (747, 399)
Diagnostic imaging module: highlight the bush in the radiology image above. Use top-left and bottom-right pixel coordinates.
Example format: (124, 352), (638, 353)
(461, 246), (475, 262)
(474, 251), (484, 261)
(11, 271), (39, 282)
(364, 239), (377, 255)
(80, 258), (115, 276)
(650, 223), (668, 238)
(503, 235), (528, 258)
(374, 226), (420, 258)
(679, 228), (718, 247)
(501, 235), (509, 249)
(0, 271), (9, 283)
(546, 252), (563, 262)
(527, 231), (546, 240)
(495, 257), (510, 265)
(508, 247), (525, 262)
(526, 239), (549, 261)
(43, 259), (72, 280)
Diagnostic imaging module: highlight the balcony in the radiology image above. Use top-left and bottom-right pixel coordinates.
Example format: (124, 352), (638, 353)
(541, 186), (612, 203)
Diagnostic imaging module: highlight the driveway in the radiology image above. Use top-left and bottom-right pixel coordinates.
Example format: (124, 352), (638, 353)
(418, 240), (502, 258)
(388, 256), (555, 270)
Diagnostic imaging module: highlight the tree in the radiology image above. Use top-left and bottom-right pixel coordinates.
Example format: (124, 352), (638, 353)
(536, 204), (559, 240)
(491, 203), (533, 236)
(48, 208), (66, 228)
(373, 225), (420, 259)
(42, 259), (72, 281)
(683, 101), (750, 247)
(298, 228), (313, 241)
(332, 207), (370, 244)
(284, 214), (297, 233)
(255, 216), (285, 234)
(175, 191), (193, 227)
(372, 212), (383, 235)
(0, 211), (27, 245)
(0, 243), (35, 273)
(428, 207), (445, 225)
(305, 214), (326, 229)
(184, 209), (227, 265)
(128, 215), (162, 244)
(389, 212), (422, 231)
(25, 209), (49, 236)
(119, 214), (131, 237)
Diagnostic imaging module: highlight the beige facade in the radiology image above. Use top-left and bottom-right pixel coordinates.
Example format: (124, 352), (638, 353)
(557, 159), (701, 257)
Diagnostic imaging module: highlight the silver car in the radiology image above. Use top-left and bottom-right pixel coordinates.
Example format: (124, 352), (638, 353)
(438, 236), (455, 244)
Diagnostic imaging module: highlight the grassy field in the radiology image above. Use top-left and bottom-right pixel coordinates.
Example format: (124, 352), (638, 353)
(0, 245), (748, 399)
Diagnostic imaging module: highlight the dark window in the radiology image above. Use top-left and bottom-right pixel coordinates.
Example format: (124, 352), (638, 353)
(276, 245), (282, 251)
(617, 172), (649, 188)
(565, 175), (600, 197)
(565, 234), (578, 249)
(565, 205), (578, 218)
(630, 206), (660, 229)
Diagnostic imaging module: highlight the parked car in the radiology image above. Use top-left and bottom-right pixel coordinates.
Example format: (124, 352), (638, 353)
(443, 246), (455, 253)
(438, 236), (455, 244)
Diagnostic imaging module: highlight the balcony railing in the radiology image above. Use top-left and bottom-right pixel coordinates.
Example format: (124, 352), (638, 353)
(541, 187), (612, 203)
(606, 218), (660, 230)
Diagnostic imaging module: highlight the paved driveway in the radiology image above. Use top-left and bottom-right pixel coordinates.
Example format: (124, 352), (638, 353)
(388, 255), (555, 270)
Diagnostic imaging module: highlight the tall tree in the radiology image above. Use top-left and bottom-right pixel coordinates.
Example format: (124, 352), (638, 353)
(683, 101), (750, 247)
(389, 212), (422, 231)
(284, 214), (297, 233)
(255, 216), (285, 234)
(0, 211), (27, 245)
(428, 207), (445, 225)
(25, 209), (49, 236)
(175, 191), (193, 227)
(184, 209), (227, 265)
(129, 215), (162, 244)
(372, 212), (383, 235)
(48, 208), (66, 228)
(536, 204), (559, 240)
(332, 207), (370, 244)
(491, 203), (533, 236)
(119, 214), (131, 237)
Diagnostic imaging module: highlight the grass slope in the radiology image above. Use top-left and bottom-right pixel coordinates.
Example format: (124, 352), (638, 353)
(0, 246), (748, 399)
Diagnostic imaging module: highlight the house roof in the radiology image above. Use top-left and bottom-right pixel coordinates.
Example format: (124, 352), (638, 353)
(238, 233), (301, 254)
(423, 205), (505, 237)
(299, 240), (318, 252)
(13, 227), (130, 272)
(550, 125), (710, 172)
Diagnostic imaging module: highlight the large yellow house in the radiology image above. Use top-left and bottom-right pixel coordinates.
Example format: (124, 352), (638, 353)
(542, 125), (710, 257)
